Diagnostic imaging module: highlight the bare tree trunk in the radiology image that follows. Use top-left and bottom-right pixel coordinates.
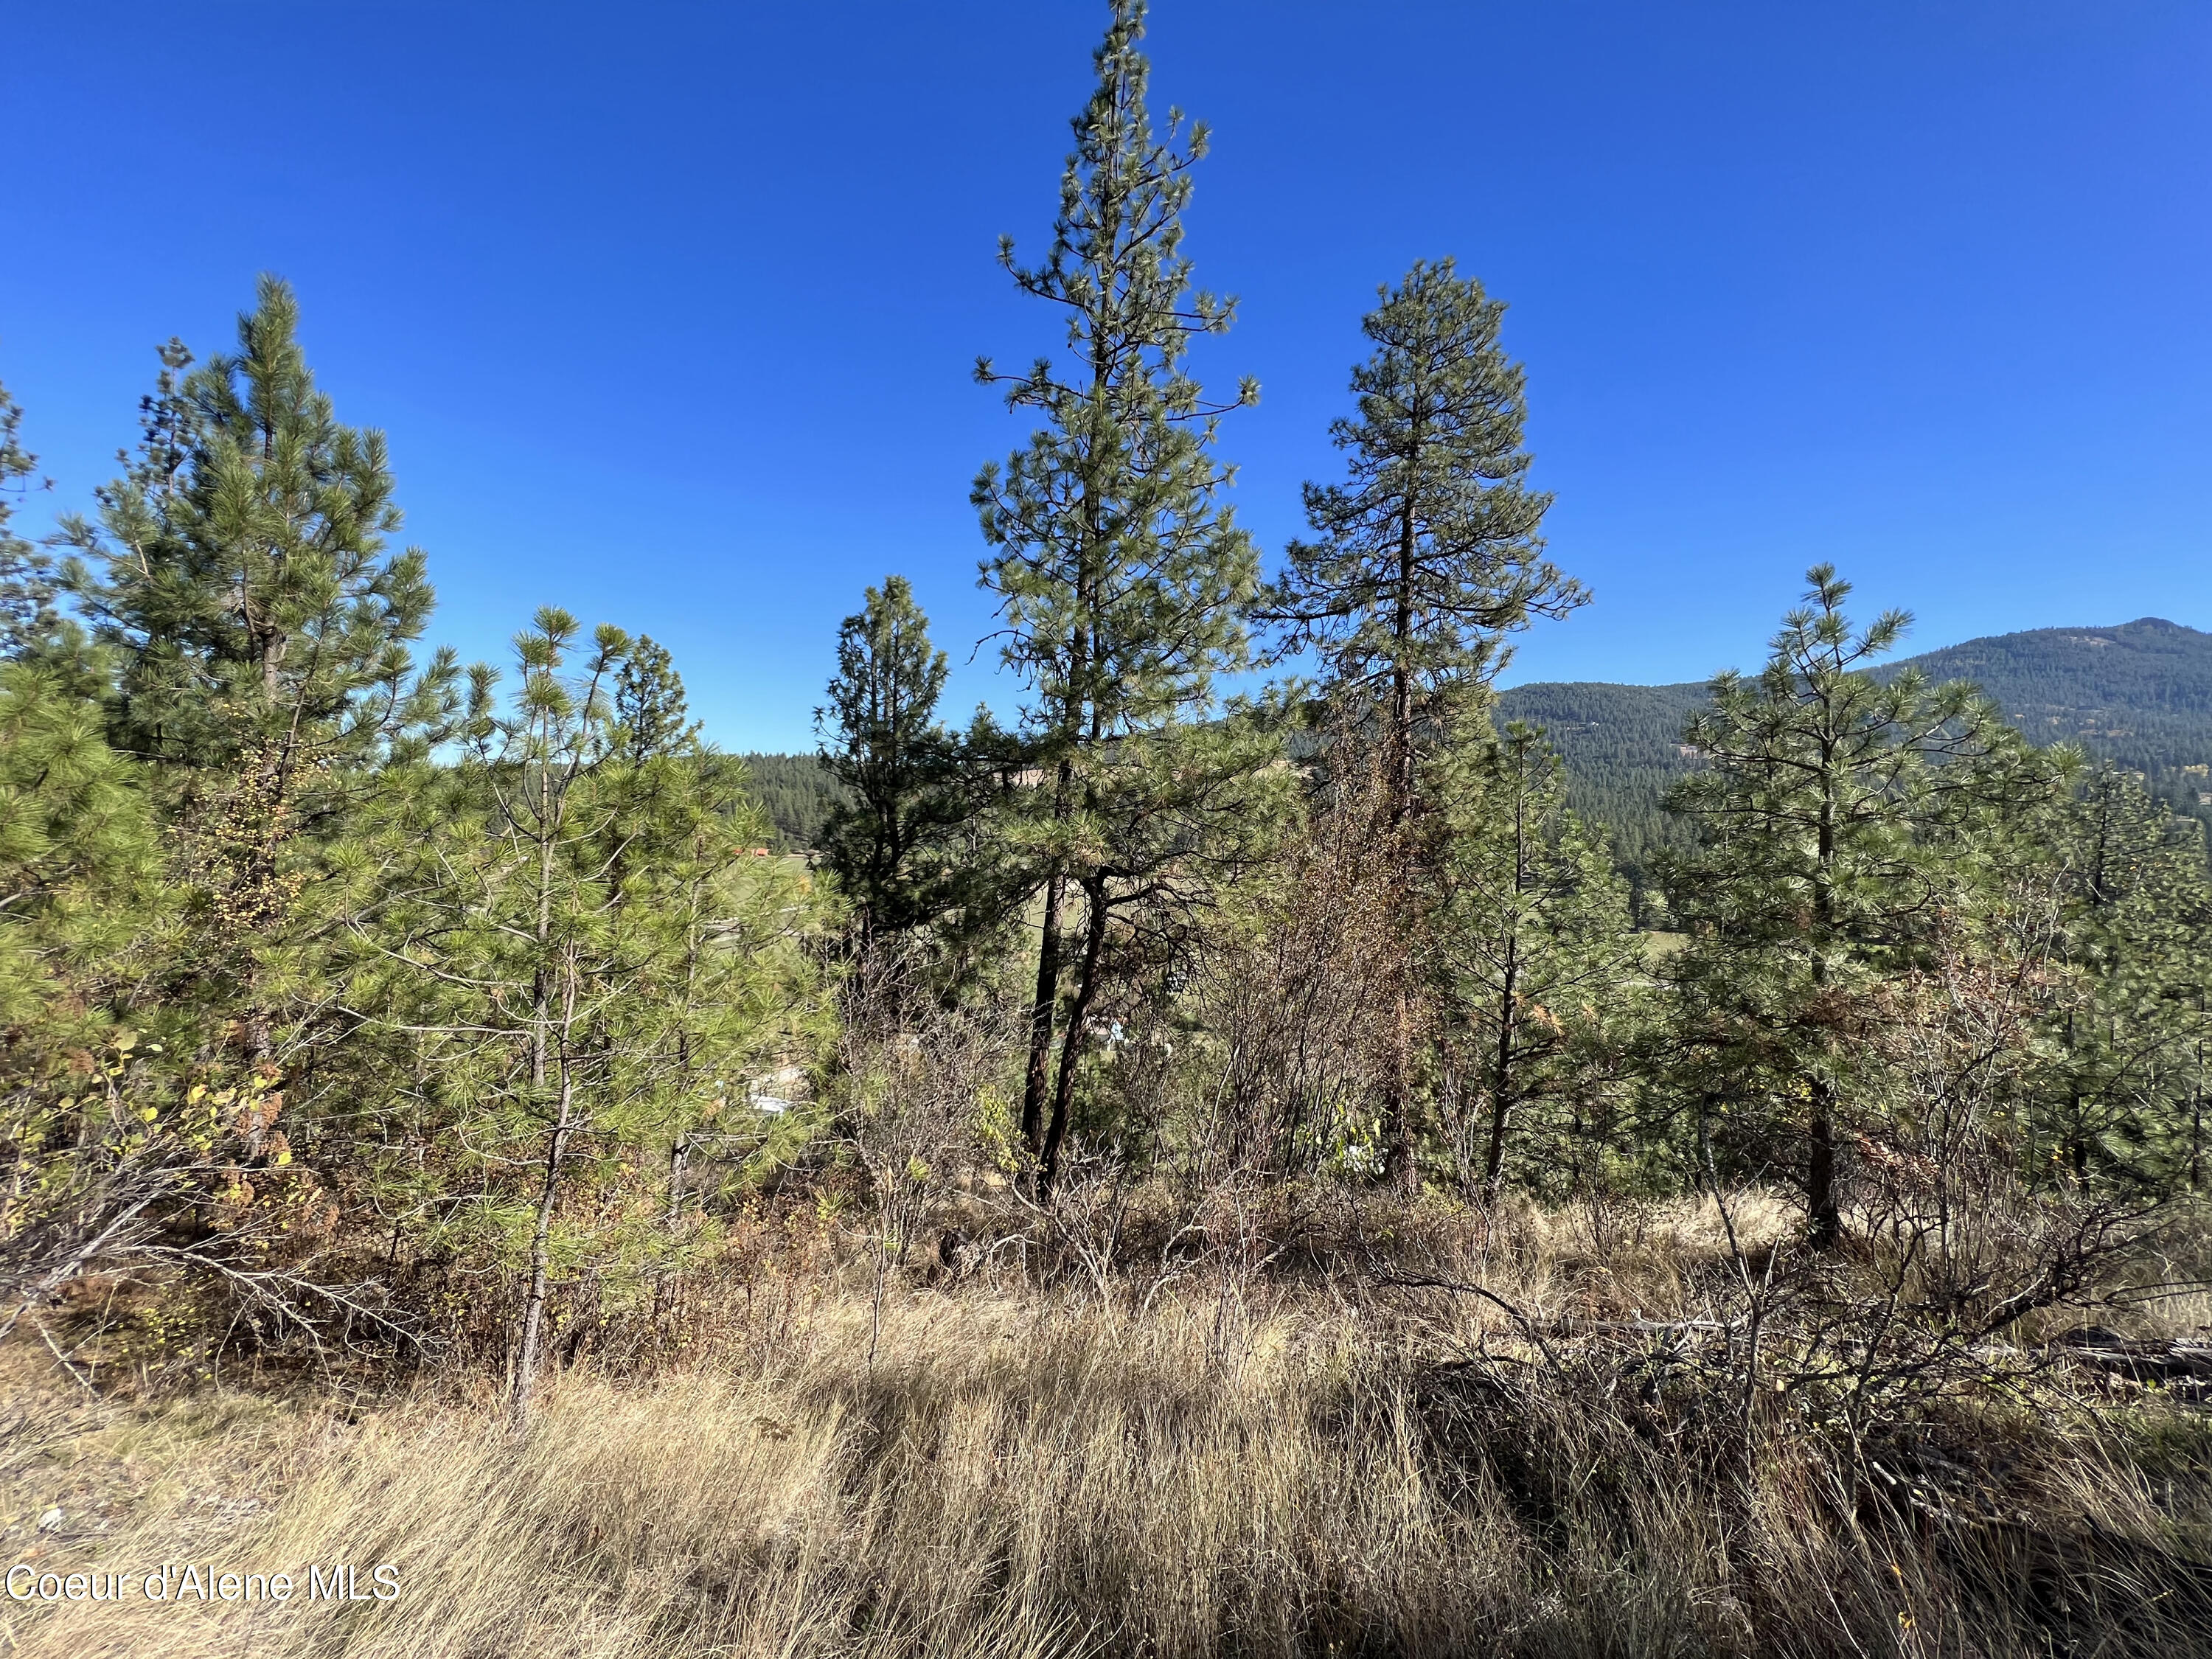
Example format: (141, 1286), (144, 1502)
(1021, 870), (1065, 1163)
(1040, 880), (1108, 1197)
(511, 1076), (573, 1432)
(512, 964), (578, 1433)
(1806, 1077), (1840, 1248)
(1483, 939), (1521, 1196)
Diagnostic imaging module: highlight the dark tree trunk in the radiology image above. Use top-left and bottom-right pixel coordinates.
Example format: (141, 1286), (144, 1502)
(1806, 1078), (1840, 1249)
(1020, 870), (1065, 1166)
(1483, 941), (1521, 1195)
(1039, 880), (1109, 1197)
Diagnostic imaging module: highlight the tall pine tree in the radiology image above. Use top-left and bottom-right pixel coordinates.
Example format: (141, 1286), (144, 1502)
(1264, 259), (1583, 1189)
(55, 279), (459, 1062)
(974, 0), (1276, 1192)
(58, 276), (457, 788)
(1266, 259), (1579, 816)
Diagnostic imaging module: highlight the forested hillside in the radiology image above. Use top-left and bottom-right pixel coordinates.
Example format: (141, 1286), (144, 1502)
(737, 751), (850, 849)
(1905, 617), (2212, 804)
(1489, 678), (1710, 901)
(748, 618), (2212, 874)
(1494, 616), (2212, 894)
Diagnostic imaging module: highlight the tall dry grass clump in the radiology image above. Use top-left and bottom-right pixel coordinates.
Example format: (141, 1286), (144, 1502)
(6, 1195), (2211, 1659)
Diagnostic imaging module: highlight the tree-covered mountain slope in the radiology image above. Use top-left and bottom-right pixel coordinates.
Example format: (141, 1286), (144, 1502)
(1490, 678), (1713, 886)
(735, 751), (852, 852)
(1499, 617), (2212, 890)
(738, 620), (2212, 869)
(1896, 618), (2212, 772)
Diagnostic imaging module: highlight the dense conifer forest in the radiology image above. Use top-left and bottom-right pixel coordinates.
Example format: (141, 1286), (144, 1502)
(2, 5), (2209, 1655)
(734, 751), (851, 850)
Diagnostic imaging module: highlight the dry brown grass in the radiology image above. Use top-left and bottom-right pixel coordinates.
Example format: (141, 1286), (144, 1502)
(2, 1197), (2209, 1658)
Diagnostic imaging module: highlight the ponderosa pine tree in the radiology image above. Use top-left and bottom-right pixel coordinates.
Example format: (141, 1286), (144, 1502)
(0, 414), (209, 1327)
(1428, 719), (1641, 1197)
(0, 379), (61, 661)
(974, 0), (1281, 1192)
(60, 279), (455, 782)
(0, 663), (160, 1034)
(1661, 566), (2031, 1246)
(1263, 260), (1583, 1190)
(55, 279), (457, 1061)
(1266, 260), (1580, 814)
(817, 576), (964, 941)
(611, 635), (702, 765)
(2036, 768), (2212, 1189)
(0, 657), (170, 1328)
(341, 613), (821, 1425)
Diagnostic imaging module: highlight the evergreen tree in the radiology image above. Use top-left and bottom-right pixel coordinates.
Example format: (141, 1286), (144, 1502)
(973, 0), (1279, 1191)
(1428, 720), (1642, 1197)
(0, 380), (62, 661)
(610, 634), (701, 764)
(341, 613), (823, 1425)
(2036, 768), (2212, 1188)
(1263, 260), (1583, 1191)
(1266, 259), (1581, 815)
(817, 575), (963, 940)
(0, 659), (176, 1332)
(58, 277), (457, 788)
(53, 279), (459, 1065)
(0, 664), (160, 1033)
(1660, 566), (2029, 1245)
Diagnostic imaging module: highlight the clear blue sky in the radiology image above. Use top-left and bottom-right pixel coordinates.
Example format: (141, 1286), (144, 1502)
(7, 1), (2209, 749)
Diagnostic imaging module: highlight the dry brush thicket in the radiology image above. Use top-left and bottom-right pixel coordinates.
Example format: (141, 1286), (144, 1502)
(4, 1175), (2211, 1659)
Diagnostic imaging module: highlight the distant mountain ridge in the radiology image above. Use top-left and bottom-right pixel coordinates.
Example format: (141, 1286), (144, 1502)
(737, 619), (2212, 880)
(1499, 617), (2212, 892)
